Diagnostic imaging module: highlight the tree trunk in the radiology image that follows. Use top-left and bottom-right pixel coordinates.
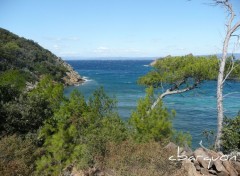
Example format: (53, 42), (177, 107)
(214, 0), (240, 151)
(215, 33), (230, 151)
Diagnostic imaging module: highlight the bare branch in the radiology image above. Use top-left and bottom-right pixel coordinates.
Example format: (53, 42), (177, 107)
(150, 81), (199, 110)
(230, 21), (240, 35)
(199, 140), (209, 151)
(223, 91), (240, 98)
(222, 55), (235, 84)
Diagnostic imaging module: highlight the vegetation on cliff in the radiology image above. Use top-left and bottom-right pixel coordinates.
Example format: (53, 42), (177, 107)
(0, 28), (84, 86)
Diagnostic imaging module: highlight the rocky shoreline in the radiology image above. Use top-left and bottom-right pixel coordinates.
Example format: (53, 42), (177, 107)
(57, 57), (85, 86)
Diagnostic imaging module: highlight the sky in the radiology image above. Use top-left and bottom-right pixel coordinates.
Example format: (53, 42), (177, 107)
(0, 0), (240, 59)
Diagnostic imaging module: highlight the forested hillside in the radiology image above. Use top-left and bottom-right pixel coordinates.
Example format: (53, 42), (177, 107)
(0, 28), (84, 85)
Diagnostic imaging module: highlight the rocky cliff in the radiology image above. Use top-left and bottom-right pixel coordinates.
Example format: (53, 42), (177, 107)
(58, 58), (85, 86)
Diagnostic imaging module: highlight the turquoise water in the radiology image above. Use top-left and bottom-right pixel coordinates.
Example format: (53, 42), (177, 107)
(64, 60), (240, 148)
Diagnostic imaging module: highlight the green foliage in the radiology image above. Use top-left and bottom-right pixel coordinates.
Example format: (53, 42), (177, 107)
(226, 57), (240, 80)
(0, 70), (27, 134)
(202, 129), (215, 150)
(29, 75), (64, 111)
(138, 55), (219, 88)
(221, 115), (240, 153)
(0, 69), (26, 91)
(129, 87), (174, 142)
(36, 88), (128, 176)
(0, 28), (67, 83)
(0, 75), (62, 135)
(0, 135), (37, 176)
(3, 94), (53, 135)
(171, 130), (192, 147)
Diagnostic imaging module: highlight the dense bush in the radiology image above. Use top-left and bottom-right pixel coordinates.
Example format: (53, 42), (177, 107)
(222, 115), (240, 153)
(103, 140), (186, 176)
(129, 87), (191, 146)
(0, 74), (63, 135)
(129, 87), (174, 142)
(0, 135), (38, 176)
(3, 94), (53, 134)
(36, 88), (128, 175)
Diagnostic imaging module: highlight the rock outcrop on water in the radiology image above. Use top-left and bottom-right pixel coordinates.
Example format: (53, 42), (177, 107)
(150, 55), (172, 66)
(59, 58), (85, 86)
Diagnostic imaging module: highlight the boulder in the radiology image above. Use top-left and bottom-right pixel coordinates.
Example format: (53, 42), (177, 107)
(193, 160), (201, 171)
(209, 169), (217, 175)
(61, 61), (85, 86)
(217, 171), (230, 176)
(164, 142), (178, 151)
(194, 148), (212, 169)
(231, 161), (240, 175)
(222, 161), (238, 176)
(182, 160), (202, 176)
(201, 168), (210, 175)
(208, 150), (227, 173)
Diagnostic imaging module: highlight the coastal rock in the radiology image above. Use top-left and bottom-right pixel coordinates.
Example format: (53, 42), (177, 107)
(200, 168), (211, 175)
(56, 57), (85, 86)
(182, 160), (202, 176)
(193, 148), (212, 169)
(164, 142), (178, 150)
(232, 161), (240, 174)
(217, 171), (229, 176)
(150, 59), (158, 66)
(194, 160), (201, 171)
(150, 55), (172, 66)
(180, 147), (240, 176)
(222, 160), (238, 176)
(208, 150), (226, 172)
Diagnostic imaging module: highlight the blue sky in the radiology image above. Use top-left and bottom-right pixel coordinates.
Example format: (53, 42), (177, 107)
(0, 0), (239, 59)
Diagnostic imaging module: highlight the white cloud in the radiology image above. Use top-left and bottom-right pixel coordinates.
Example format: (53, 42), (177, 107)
(44, 36), (80, 42)
(93, 46), (110, 53)
(53, 44), (60, 49)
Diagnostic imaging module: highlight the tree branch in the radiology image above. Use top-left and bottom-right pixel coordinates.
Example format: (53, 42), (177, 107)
(150, 81), (199, 110)
(222, 55), (235, 84)
(199, 140), (209, 151)
(223, 91), (240, 98)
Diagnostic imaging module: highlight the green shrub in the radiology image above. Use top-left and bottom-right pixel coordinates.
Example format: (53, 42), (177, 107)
(222, 115), (240, 153)
(3, 93), (52, 134)
(36, 88), (128, 175)
(129, 87), (175, 142)
(0, 135), (37, 176)
(0, 76), (63, 135)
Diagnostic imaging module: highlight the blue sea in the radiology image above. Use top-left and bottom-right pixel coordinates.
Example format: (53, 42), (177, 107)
(64, 59), (240, 148)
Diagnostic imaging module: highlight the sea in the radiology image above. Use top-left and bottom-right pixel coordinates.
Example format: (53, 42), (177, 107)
(64, 59), (240, 148)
